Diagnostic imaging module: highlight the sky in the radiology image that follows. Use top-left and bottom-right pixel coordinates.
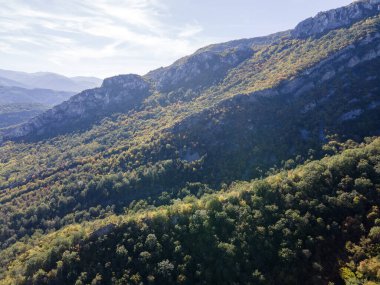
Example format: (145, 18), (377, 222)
(0, 0), (354, 78)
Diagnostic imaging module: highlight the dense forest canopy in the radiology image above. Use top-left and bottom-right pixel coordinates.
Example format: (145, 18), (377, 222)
(1, 138), (380, 284)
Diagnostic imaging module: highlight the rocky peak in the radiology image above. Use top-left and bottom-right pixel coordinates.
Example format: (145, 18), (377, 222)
(195, 31), (290, 54)
(292, 0), (380, 38)
(101, 74), (149, 91)
(145, 46), (254, 93)
(1, 74), (151, 141)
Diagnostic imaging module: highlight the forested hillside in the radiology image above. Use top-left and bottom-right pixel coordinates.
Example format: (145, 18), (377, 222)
(0, 138), (379, 284)
(0, 1), (380, 284)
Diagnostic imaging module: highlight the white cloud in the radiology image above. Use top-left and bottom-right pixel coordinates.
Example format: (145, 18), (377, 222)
(0, 0), (206, 77)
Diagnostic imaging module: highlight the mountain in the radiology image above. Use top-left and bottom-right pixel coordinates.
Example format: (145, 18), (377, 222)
(3, 0), (380, 143)
(70, 76), (104, 91)
(0, 86), (75, 128)
(0, 69), (102, 92)
(0, 75), (151, 137)
(0, 1), (380, 284)
(292, 0), (380, 38)
(0, 86), (74, 128)
(0, 76), (27, 88)
(0, 86), (74, 106)
(0, 71), (101, 128)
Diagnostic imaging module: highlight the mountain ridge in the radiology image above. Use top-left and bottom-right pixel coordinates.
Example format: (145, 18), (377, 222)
(2, 0), (380, 142)
(5, 0), (380, 142)
(292, 0), (380, 38)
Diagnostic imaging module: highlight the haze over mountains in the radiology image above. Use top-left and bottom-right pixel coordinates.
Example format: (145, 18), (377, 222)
(0, 69), (102, 92)
(0, 70), (102, 128)
(0, 1), (380, 285)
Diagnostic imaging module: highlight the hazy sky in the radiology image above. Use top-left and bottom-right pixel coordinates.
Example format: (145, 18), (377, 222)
(0, 0), (353, 78)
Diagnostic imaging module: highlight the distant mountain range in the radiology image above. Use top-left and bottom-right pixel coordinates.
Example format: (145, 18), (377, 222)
(0, 70), (102, 128)
(0, 69), (102, 92)
(0, 86), (74, 106)
(0, 86), (74, 128)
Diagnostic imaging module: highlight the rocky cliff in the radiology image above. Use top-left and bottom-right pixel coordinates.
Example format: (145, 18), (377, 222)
(145, 47), (254, 93)
(292, 0), (380, 38)
(1, 74), (151, 140)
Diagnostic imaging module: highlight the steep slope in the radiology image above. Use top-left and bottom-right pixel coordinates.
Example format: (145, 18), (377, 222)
(0, 138), (379, 285)
(292, 0), (380, 38)
(1, 75), (150, 139)
(1, 46), (257, 141)
(0, 1), (380, 278)
(167, 32), (380, 182)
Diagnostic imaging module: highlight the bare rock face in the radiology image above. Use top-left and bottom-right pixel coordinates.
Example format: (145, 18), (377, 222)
(1, 74), (151, 140)
(145, 47), (254, 93)
(292, 0), (380, 38)
(195, 31), (290, 54)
